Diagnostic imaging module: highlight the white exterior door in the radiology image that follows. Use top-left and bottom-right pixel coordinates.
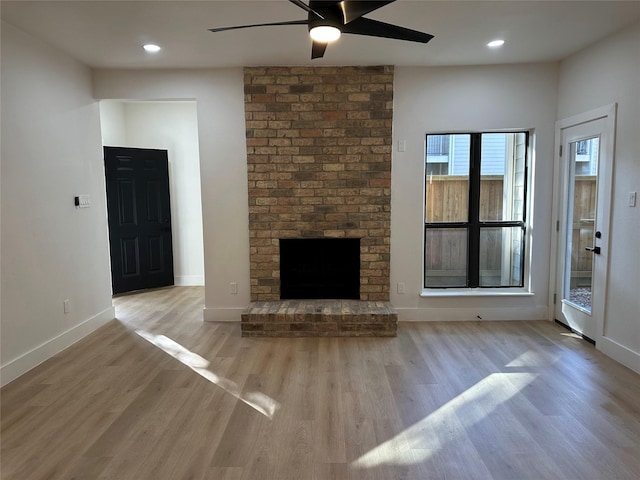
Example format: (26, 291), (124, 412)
(553, 105), (615, 343)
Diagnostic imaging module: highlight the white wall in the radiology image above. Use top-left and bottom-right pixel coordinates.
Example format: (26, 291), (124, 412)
(0, 22), (115, 386)
(391, 63), (559, 321)
(92, 69), (250, 320)
(557, 22), (640, 372)
(99, 100), (127, 145)
(99, 101), (205, 286)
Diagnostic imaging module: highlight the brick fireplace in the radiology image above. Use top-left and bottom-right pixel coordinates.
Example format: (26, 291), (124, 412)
(242, 66), (397, 336)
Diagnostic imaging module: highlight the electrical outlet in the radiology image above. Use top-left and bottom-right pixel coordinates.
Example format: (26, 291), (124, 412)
(230, 282), (238, 295)
(398, 140), (406, 152)
(63, 299), (70, 314)
(397, 282), (406, 294)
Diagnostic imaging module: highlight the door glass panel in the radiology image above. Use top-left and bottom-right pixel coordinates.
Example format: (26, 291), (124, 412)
(563, 137), (599, 313)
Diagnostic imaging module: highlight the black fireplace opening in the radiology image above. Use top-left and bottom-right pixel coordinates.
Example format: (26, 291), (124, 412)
(280, 238), (360, 300)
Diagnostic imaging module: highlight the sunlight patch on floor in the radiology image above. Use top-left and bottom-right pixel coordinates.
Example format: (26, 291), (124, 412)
(505, 349), (559, 368)
(560, 332), (583, 340)
(136, 330), (279, 418)
(351, 372), (537, 468)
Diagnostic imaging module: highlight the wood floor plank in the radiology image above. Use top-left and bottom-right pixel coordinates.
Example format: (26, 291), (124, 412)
(128, 383), (224, 479)
(206, 467), (244, 480)
(313, 370), (347, 464)
(2, 286), (640, 480)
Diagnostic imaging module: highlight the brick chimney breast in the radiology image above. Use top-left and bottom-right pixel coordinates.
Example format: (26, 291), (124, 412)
(245, 66), (393, 303)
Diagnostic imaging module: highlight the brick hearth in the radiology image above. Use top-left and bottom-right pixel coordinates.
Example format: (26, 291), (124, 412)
(241, 300), (397, 337)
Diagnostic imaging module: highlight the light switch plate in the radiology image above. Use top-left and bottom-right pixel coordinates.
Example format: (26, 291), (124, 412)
(76, 195), (91, 208)
(628, 191), (637, 207)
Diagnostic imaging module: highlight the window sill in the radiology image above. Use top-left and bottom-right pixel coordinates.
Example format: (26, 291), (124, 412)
(420, 288), (534, 298)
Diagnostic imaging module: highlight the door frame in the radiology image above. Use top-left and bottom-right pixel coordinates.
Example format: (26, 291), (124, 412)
(549, 103), (616, 347)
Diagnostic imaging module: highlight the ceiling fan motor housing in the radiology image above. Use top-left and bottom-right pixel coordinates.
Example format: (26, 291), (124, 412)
(307, 3), (344, 33)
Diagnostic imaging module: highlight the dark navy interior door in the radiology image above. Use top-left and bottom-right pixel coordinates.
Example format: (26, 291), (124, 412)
(104, 147), (174, 294)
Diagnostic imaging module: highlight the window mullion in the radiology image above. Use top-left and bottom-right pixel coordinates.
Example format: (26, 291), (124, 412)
(468, 133), (482, 287)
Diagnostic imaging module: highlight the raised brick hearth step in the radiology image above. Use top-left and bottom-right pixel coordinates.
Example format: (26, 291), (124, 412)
(241, 300), (397, 337)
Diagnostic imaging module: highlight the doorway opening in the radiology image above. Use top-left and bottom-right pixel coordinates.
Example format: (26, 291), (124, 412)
(99, 100), (204, 294)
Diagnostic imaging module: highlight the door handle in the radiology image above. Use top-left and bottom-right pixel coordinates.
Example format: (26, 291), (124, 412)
(585, 246), (601, 254)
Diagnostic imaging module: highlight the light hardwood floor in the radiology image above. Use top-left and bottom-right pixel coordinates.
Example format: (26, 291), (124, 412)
(2, 286), (639, 480)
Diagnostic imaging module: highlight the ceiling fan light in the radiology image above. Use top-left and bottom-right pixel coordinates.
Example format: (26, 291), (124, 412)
(143, 44), (161, 53)
(309, 25), (341, 43)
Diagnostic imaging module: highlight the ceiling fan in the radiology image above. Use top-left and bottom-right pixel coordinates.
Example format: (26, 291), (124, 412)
(208, 0), (434, 59)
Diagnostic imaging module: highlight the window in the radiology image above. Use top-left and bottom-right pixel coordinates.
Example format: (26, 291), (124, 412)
(426, 134), (451, 176)
(574, 137), (599, 175)
(576, 140), (589, 156)
(427, 134), (450, 156)
(424, 132), (528, 288)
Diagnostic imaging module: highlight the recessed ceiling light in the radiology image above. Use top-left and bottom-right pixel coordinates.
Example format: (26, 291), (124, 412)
(487, 39), (505, 48)
(143, 44), (161, 53)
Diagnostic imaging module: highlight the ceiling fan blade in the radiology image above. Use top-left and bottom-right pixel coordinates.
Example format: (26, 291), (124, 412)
(311, 40), (328, 59)
(209, 19), (307, 33)
(339, 1), (396, 24)
(342, 17), (433, 43)
(289, 0), (325, 19)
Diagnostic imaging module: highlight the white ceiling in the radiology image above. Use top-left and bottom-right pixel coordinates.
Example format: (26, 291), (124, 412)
(2, 0), (640, 69)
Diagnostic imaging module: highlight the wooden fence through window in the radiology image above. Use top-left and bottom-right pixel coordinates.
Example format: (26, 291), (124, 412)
(424, 175), (596, 286)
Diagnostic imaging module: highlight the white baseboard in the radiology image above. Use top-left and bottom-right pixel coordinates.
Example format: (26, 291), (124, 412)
(598, 336), (640, 374)
(0, 306), (116, 387)
(203, 307), (243, 322)
(396, 306), (549, 322)
(174, 275), (205, 286)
